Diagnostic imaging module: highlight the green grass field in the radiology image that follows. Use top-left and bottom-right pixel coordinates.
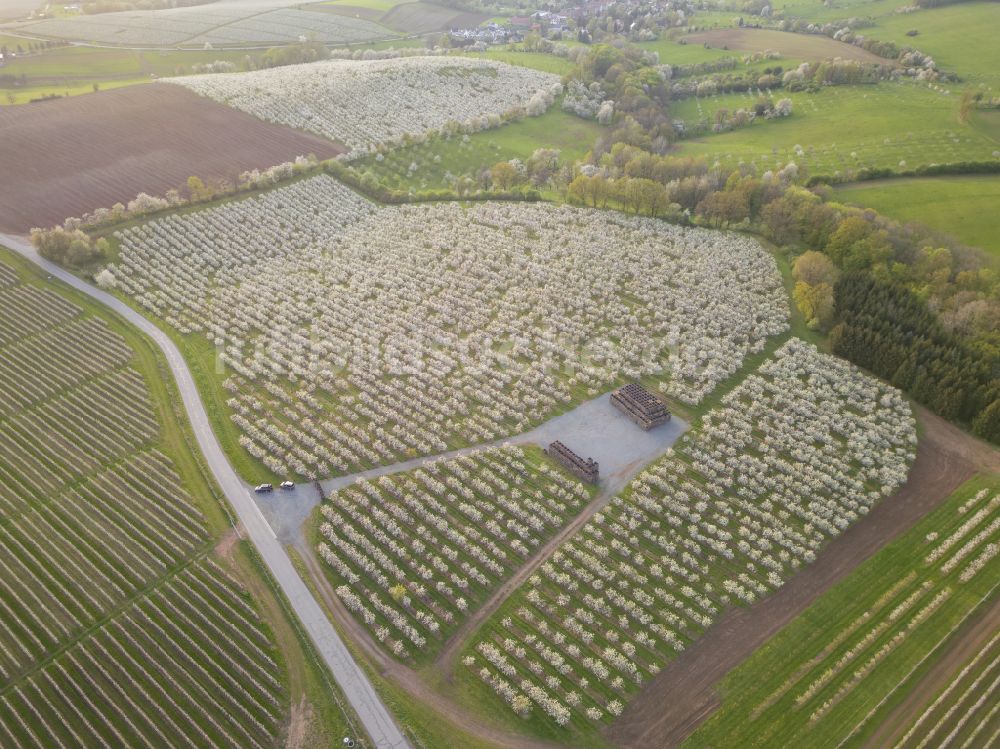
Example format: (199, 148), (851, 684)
(672, 81), (998, 178)
(835, 176), (1000, 259)
(776, 0), (902, 24)
(459, 49), (575, 75)
(763, 0), (1000, 86)
(358, 106), (604, 193)
(0, 43), (259, 104)
(636, 37), (738, 66)
(1, 76), (148, 103)
(1, 44), (255, 79)
(683, 474), (1000, 749)
(850, 1), (1000, 86)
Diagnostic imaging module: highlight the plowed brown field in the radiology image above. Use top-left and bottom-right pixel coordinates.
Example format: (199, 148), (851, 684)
(0, 84), (343, 233)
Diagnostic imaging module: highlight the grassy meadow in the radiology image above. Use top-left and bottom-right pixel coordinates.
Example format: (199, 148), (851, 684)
(835, 176), (1000, 259)
(672, 82), (996, 177)
(846, 1), (1000, 87)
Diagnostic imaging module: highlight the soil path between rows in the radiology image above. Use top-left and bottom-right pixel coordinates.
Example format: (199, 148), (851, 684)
(606, 406), (1000, 749)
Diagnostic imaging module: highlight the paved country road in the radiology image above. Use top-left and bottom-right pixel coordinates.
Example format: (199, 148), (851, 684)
(1, 235), (411, 749)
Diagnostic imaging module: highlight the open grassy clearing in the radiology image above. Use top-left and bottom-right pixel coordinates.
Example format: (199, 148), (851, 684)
(0, 43), (255, 104)
(685, 11), (750, 29)
(672, 81), (997, 178)
(316, 0), (412, 13)
(775, 0), (902, 24)
(682, 473), (1000, 749)
(0, 44), (254, 79)
(458, 338), (915, 742)
(847, 1), (1000, 86)
(834, 176), (1000, 259)
(357, 106), (602, 193)
(0, 250), (288, 747)
(636, 38), (738, 66)
(1, 75), (146, 103)
(0, 32), (40, 49)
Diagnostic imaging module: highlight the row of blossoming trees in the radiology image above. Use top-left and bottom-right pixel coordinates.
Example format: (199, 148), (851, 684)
(169, 57), (562, 158)
(462, 340), (916, 727)
(106, 175), (789, 479)
(0, 260), (285, 747)
(318, 446), (593, 661)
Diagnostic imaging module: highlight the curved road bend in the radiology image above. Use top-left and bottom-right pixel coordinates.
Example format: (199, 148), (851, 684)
(1, 235), (411, 749)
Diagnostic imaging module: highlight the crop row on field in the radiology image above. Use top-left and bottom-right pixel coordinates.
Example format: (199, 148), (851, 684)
(462, 339), (915, 729)
(0, 259), (285, 747)
(106, 174), (788, 479)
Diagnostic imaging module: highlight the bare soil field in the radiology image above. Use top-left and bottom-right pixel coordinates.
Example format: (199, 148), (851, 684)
(682, 28), (892, 65)
(607, 406), (1000, 749)
(380, 2), (490, 33)
(0, 84), (343, 233)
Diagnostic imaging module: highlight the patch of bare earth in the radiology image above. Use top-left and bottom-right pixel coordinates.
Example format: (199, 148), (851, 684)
(213, 526), (242, 564)
(0, 84), (343, 233)
(683, 27), (892, 65)
(607, 406), (1000, 749)
(285, 695), (315, 749)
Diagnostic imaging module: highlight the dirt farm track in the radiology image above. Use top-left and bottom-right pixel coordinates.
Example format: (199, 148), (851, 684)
(0, 84), (343, 233)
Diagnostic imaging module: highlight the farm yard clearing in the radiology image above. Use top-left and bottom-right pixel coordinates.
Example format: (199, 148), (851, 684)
(252, 388), (688, 546)
(0, 84), (342, 234)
